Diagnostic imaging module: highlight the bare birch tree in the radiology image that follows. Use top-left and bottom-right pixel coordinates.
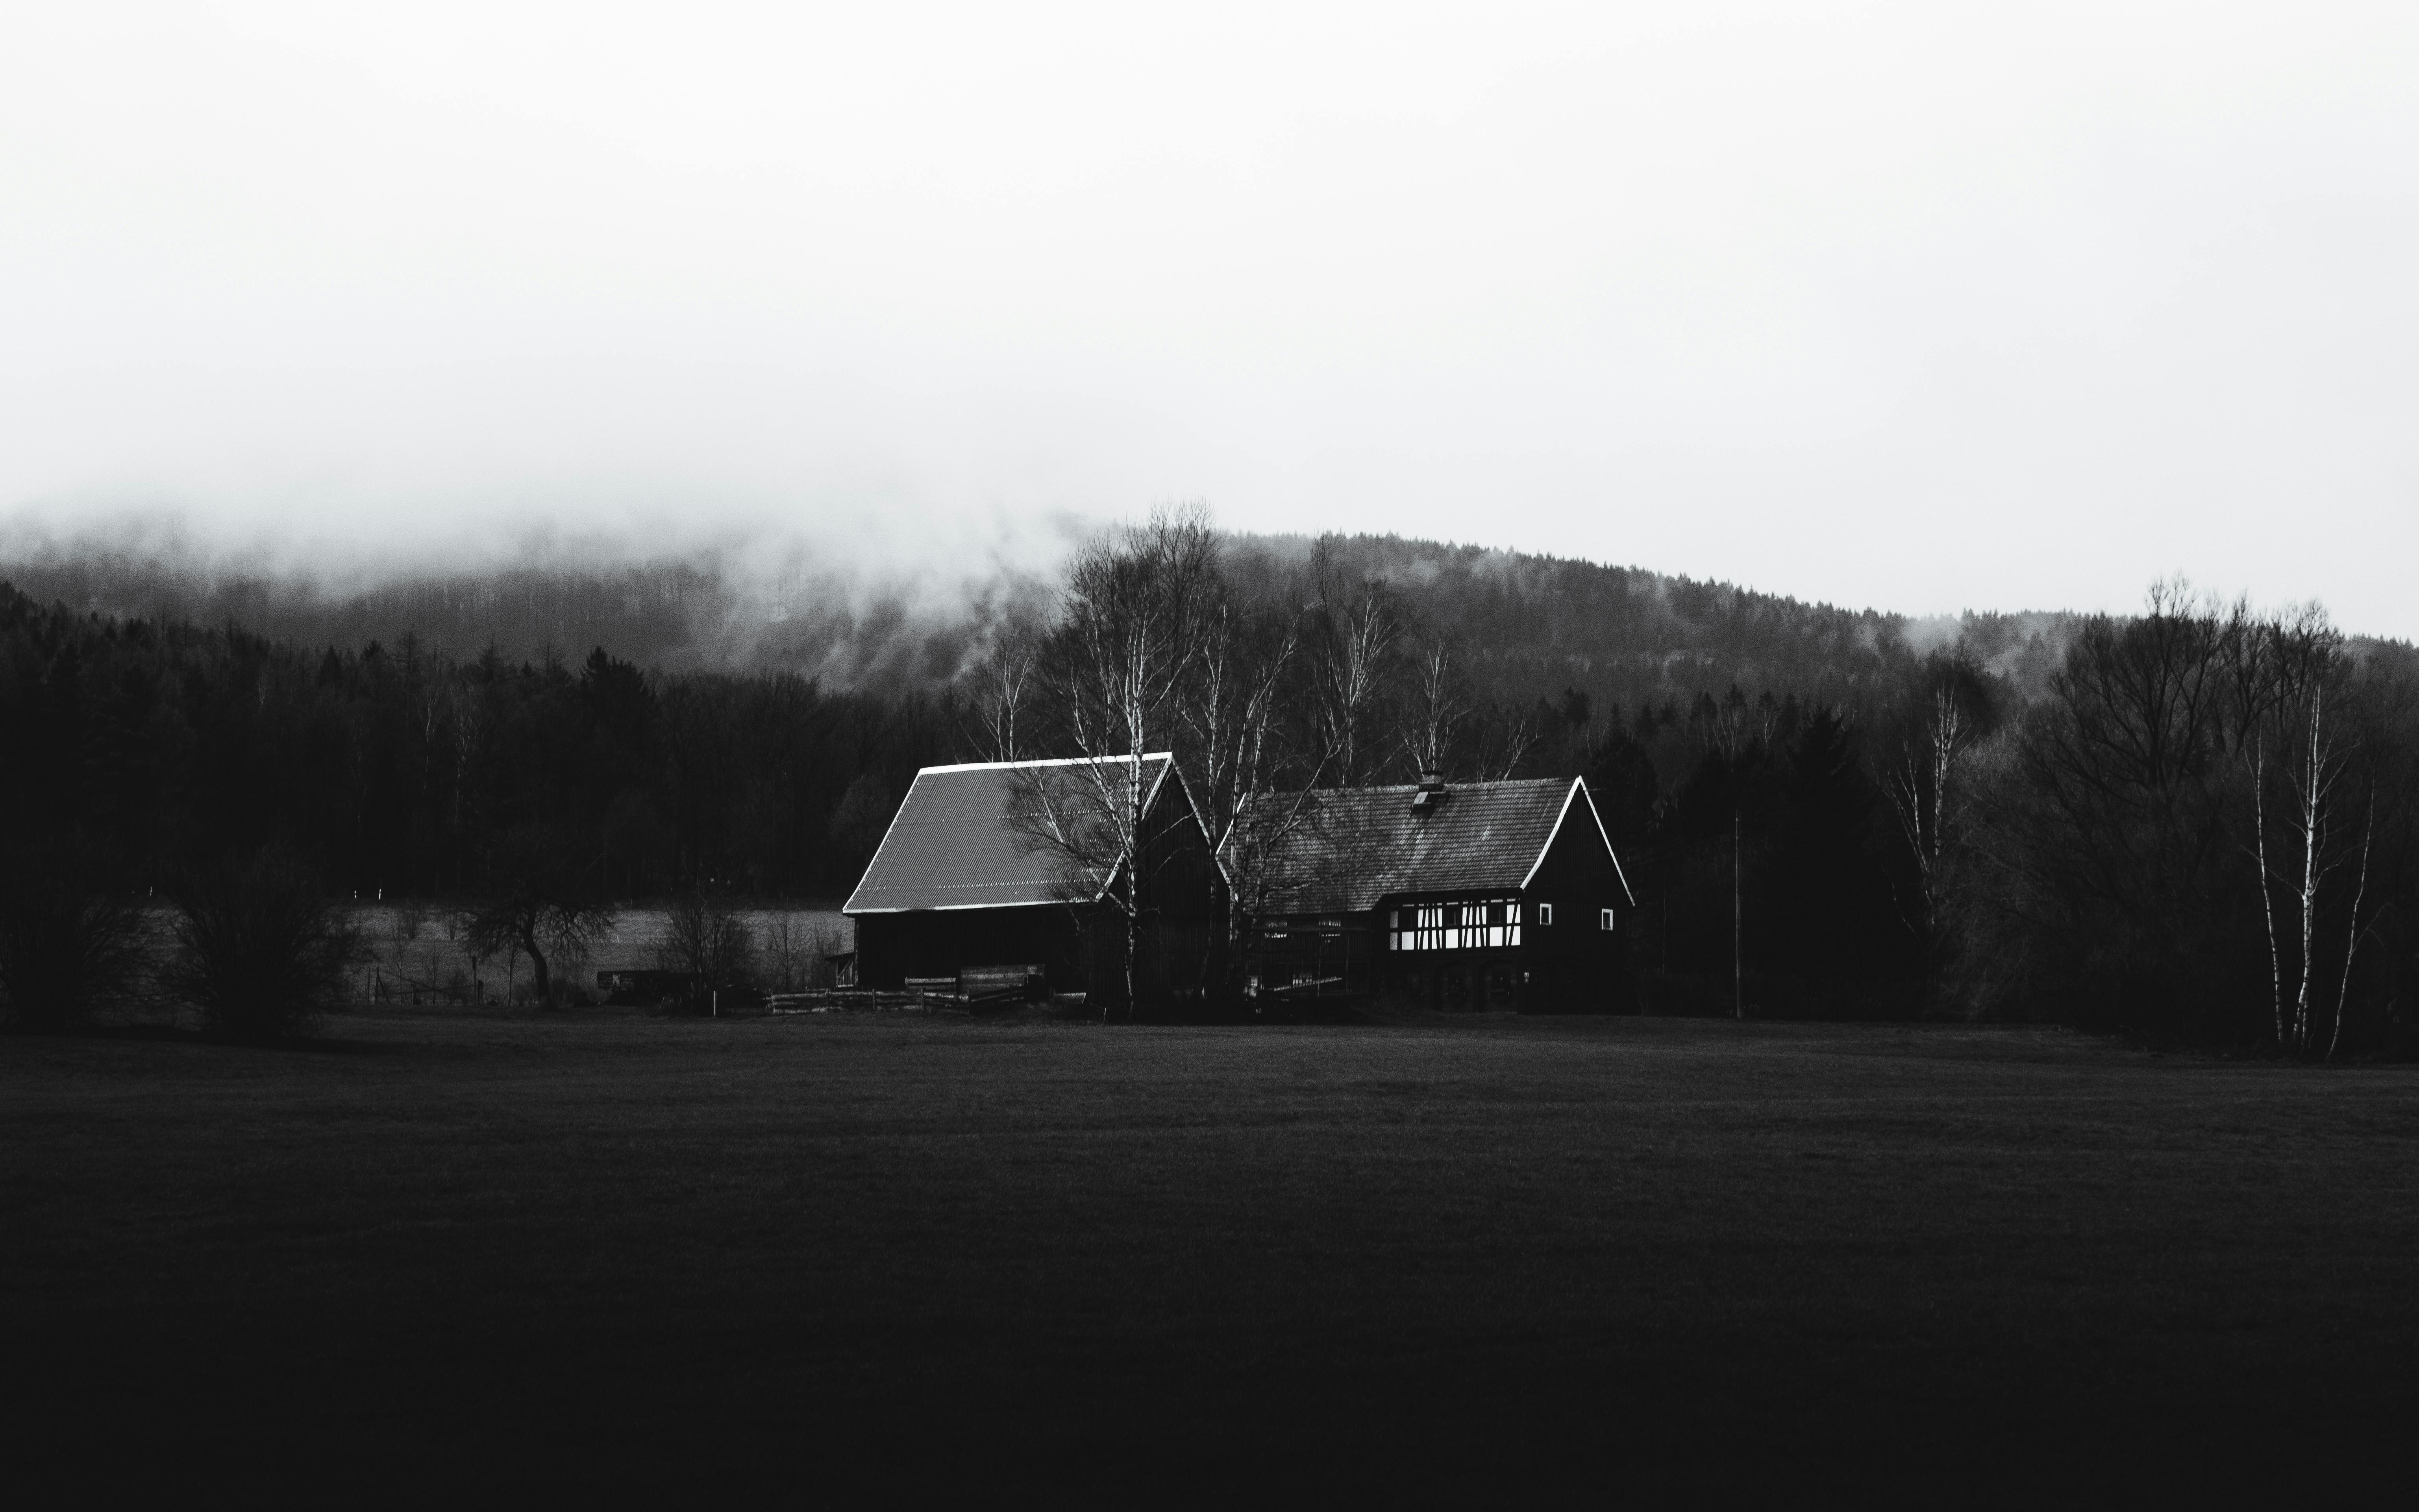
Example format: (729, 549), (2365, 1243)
(964, 610), (1043, 762)
(1884, 651), (1996, 982)
(1017, 506), (1223, 1014)
(1305, 540), (1407, 786)
(1175, 579), (1315, 977)
(2239, 609), (2374, 1055)
(1403, 638), (1467, 778)
(1994, 587), (2393, 1055)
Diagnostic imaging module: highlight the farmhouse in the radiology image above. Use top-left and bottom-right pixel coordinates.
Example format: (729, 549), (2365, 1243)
(1225, 773), (1633, 1012)
(841, 754), (1226, 1008)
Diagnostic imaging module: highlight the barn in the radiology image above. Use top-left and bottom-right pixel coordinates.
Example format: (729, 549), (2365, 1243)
(1226, 772), (1634, 1012)
(841, 754), (1226, 1009)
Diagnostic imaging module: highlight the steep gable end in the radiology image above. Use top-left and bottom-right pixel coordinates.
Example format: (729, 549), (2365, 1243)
(1520, 777), (1636, 908)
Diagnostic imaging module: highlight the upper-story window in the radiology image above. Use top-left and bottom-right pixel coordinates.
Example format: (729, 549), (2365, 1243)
(1537, 903), (1554, 926)
(1388, 898), (1522, 952)
(1600, 908), (1615, 931)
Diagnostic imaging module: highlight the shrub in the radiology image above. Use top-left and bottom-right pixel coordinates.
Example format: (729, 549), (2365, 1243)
(0, 838), (147, 1031)
(657, 891), (757, 996)
(165, 851), (362, 1041)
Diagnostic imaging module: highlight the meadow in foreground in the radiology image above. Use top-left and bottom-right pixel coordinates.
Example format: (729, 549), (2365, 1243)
(6, 1010), (2414, 1499)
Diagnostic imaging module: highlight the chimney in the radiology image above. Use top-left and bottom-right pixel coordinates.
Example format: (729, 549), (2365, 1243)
(1411, 770), (1447, 811)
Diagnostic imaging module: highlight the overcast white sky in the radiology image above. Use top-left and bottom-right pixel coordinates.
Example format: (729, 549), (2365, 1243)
(3, 2), (2415, 629)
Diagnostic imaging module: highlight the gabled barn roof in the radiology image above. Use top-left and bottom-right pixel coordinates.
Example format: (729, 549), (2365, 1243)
(842, 754), (1180, 914)
(1228, 776), (1631, 916)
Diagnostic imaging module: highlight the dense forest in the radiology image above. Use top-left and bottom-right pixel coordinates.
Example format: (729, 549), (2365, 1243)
(0, 587), (944, 900)
(6, 520), (2417, 1051)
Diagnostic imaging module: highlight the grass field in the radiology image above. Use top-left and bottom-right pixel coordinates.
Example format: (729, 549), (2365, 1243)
(7, 1010), (2417, 1500)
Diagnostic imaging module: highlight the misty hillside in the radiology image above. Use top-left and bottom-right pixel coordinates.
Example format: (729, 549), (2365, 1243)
(0, 532), (2097, 714)
(0, 548), (1035, 694)
(1227, 534), (2082, 711)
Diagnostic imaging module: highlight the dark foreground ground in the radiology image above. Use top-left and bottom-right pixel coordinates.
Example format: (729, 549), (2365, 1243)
(7, 1011), (2417, 1502)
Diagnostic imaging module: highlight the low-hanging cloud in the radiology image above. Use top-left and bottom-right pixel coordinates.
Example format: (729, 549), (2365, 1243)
(0, 502), (1085, 688)
(5, 4), (2417, 637)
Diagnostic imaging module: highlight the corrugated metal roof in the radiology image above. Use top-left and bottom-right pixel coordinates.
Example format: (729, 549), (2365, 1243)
(842, 755), (1174, 914)
(1229, 777), (1609, 915)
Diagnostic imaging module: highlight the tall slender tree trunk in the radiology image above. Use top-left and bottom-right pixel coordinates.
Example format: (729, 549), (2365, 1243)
(2253, 742), (2286, 1047)
(1121, 750), (1142, 1019)
(2294, 692), (2324, 1051)
(1123, 905), (1141, 1021)
(519, 921), (553, 1006)
(2328, 792), (2375, 1062)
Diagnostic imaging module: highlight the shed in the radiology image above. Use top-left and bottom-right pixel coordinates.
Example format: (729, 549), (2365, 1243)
(841, 754), (1226, 1008)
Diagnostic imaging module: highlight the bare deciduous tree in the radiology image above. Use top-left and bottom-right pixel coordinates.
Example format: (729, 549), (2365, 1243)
(2231, 606), (2378, 1055)
(1305, 540), (1407, 786)
(964, 608), (1045, 763)
(657, 890), (756, 1000)
(1174, 578), (1312, 982)
(1018, 506), (1223, 1014)
(1950, 581), (2411, 1051)
(1884, 650), (1997, 977)
(462, 824), (615, 1007)
(1403, 638), (1466, 779)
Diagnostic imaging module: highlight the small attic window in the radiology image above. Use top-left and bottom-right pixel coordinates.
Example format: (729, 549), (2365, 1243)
(1537, 903), (1554, 925)
(1600, 908), (1616, 931)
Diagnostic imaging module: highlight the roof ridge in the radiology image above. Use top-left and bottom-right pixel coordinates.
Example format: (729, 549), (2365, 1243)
(918, 752), (1173, 775)
(1284, 774), (1569, 792)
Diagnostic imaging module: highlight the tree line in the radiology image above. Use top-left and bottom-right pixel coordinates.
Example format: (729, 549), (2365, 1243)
(0, 585), (951, 898)
(7, 521), (2418, 1052)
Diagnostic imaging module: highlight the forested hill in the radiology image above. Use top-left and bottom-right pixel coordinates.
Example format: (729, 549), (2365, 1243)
(1227, 534), (2079, 711)
(0, 531), (2082, 708)
(0, 551), (1004, 692)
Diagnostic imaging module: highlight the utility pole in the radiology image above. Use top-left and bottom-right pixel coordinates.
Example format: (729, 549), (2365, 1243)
(1733, 805), (1743, 1020)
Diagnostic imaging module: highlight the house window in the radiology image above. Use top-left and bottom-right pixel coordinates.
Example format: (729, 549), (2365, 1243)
(1391, 898), (1524, 951)
(1538, 903), (1554, 925)
(1601, 909), (1616, 931)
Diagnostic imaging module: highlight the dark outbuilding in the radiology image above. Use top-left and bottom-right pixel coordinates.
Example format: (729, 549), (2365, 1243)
(842, 754), (1226, 1008)
(1227, 773), (1633, 1012)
